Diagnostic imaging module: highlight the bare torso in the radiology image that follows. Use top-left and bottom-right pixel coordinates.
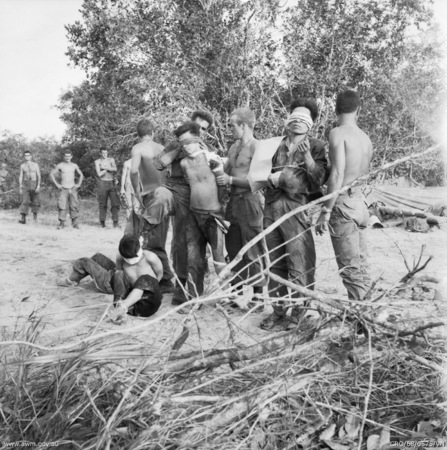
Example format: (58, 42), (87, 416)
(181, 153), (220, 212)
(227, 139), (257, 194)
(95, 157), (115, 181)
(55, 162), (79, 188)
(332, 124), (372, 186)
(122, 250), (158, 284)
(131, 140), (164, 195)
(21, 162), (39, 181)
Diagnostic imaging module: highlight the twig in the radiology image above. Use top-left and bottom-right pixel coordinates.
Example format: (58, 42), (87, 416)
(357, 325), (373, 449)
(397, 321), (446, 337)
(406, 353), (444, 372)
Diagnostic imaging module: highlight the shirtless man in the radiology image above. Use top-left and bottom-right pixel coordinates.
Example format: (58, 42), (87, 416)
(127, 118), (174, 294)
(120, 159), (139, 218)
(216, 108), (265, 300)
(94, 149), (120, 228)
(316, 90), (373, 311)
(58, 234), (163, 324)
(19, 151), (41, 224)
(152, 110), (214, 305)
(50, 150), (84, 229)
(176, 121), (227, 299)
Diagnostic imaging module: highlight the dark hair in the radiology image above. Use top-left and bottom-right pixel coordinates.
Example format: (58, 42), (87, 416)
(174, 121), (201, 138)
(23, 150), (31, 155)
(137, 118), (156, 138)
(289, 98), (319, 121)
(231, 107), (256, 130)
(191, 110), (214, 127)
(119, 234), (141, 258)
(336, 90), (361, 114)
(63, 149), (73, 155)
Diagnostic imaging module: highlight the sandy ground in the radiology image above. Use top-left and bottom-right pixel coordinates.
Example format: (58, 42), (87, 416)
(1, 208), (447, 357)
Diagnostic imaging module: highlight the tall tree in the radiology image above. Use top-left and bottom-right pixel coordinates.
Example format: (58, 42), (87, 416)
(59, 0), (445, 183)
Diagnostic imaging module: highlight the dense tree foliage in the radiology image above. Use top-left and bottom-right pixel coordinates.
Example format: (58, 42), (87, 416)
(58, 0), (445, 184)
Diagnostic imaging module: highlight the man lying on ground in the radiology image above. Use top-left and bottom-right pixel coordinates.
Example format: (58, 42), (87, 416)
(57, 234), (163, 323)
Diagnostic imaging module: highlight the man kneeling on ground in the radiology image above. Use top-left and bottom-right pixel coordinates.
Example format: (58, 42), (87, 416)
(57, 234), (163, 323)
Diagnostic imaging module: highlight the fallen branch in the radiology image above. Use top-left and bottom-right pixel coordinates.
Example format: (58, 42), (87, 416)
(163, 327), (324, 374)
(397, 321), (446, 337)
(176, 375), (314, 447)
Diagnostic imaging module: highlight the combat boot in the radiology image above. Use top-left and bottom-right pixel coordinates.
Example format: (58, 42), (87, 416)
(57, 220), (65, 230)
(33, 213), (37, 222)
(72, 218), (80, 229)
(18, 214), (26, 224)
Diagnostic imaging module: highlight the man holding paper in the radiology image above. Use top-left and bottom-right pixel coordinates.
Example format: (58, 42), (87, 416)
(251, 98), (329, 330)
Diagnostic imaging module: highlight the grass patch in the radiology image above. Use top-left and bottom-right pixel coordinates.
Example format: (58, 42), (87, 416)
(1, 291), (446, 449)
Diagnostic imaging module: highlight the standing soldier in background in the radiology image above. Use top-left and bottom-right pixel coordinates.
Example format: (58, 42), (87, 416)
(50, 149), (84, 229)
(0, 163), (8, 208)
(0, 162), (8, 186)
(316, 90), (373, 331)
(216, 107), (265, 301)
(18, 150), (41, 224)
(94, 149), (120, 228)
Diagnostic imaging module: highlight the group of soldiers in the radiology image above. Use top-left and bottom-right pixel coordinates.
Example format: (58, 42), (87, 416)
(16, 148), (133, 229)
(25, 89), (374, 331)
(17, 148), (85, 228)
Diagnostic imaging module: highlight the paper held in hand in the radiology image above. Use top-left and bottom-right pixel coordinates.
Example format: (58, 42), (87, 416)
(247, 136), (285, 193)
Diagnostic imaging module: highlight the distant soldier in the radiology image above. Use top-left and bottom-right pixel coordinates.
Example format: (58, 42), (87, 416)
(50, 149), (84, 229)
(94, 149), (120, 228)
(0, 163), (8, 208)
(316, 90), (373, 313)
(0, 162), (8, 186)
(18, 150), (41, 224)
